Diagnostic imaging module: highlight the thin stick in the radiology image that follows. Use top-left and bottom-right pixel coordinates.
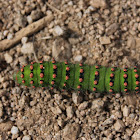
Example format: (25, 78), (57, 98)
(46, 2), (65, 15)
(0, 14), (54, 51)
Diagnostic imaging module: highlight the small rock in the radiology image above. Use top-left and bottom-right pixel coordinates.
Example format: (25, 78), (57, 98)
(126, 128), (133, 136)
(63, 123), (80, 140)
(99, 36), (111, 44)
(4, 53), (13, 63)
(51, 106), (62, 115)
(53, 26), (64, 36)
(22, 135), (31, 140)
(92, 99), (104, 109)
(0, 121), (13, 132)
(15, 14), (27, 28)
(127, 37), (136, 48)
(114, 120), (125, 132)
(21, 42), (34, 54)
(74, 55), (83, 62)
(11, 126), (19, 135)
(30, 10), (43, 21)
(90, 0), (107, 8)
(78, 101), (88, 110)
(7, 33), (13, 40)
(68, 38), (79, 45)
(27, 16), (33, 24)
(106, 23), (118, 35)
(132, 128), (140, 140)
(18, 57), (27, 66)
(66, 106), (74, 118)
(72, 92), (83, 105)
(57, 118), (64, 127)
(3, 30), (9, 37)
(102, 117), (114, 126)
(21, 37), (28, 44)
(122, 106), (130, 117)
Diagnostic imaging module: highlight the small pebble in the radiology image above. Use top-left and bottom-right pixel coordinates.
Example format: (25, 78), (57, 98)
(22, 135), (31, 140)
(74, 55), (83, 62)
(122, 106), (130, 117)
(7, 33), (13, 40)
(21, 37), (28, 44)
(53, 26), (64, 36)
(11, 126), (19, 135)
(4, 53), (13, 63)
(72, 92), (83, 105)
(21, 42), (34, 54)
(90, 0), (107, 8)
(99, 36), (111, 44)
(66, 106), (74, 118)
(78, 101), (88, 110)
(114, 120), (125, 132)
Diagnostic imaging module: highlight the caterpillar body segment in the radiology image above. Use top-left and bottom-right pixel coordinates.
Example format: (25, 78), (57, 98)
(13, 61), (140, 94)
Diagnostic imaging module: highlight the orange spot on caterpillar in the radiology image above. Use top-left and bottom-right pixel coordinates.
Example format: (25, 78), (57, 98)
(135, 87), (139, 90)
(111, 68), (115, 72)
(53, 74), (56, 78)
(30, 73), (33, 78)
(95, 65), (99, 69)
(66, 76), (69, 80)
(123, 74), (127, 78)
(66, 67), (70, 71)
(136, 81), (139, 85)
(51, 81), (54, 85)
(40, 60), (43, 63)
(21, 68), (24, 72)
(124, 82), (127, 87)
(65, 61), (68, 64)
(109, 89), (113, 93)
(21, 74), (24, 78)
(95, 71), (99, 76)
(53, 65), (57, 69)
(30, 80), (34, 84)
(110, 73), (114, 78)
(94, 80), (98, 85)
(135, 74), (139, 78)
(40, 80), (43, 84)
(22, 80), (25, 83)
(79, 78), (83, 82)
(123, 69), (127, 72)
(134, 69), (137, 72)
(40, 73), (44, 78)
(80, 69), (83, 73)
(64, 83), (66, 86)
(30, 65), (33, 70)
(124, 88), (128, 92)
(93, 87), (96, 91)
(77, 85), (81, 89)
(79, 63), (83, 66)
(40, 65), (43, 69)
(109, 82), (113, 87)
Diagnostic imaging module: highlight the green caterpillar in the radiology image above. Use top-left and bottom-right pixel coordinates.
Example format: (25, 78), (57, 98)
(13, 60), (140, 94)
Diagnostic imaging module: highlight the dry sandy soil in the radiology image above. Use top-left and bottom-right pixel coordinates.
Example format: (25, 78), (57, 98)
(0, 0), (140, 140)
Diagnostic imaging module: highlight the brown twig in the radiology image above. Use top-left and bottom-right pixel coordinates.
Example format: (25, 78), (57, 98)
(0, 14), (54, 51)
(46, 2), (65, 15)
